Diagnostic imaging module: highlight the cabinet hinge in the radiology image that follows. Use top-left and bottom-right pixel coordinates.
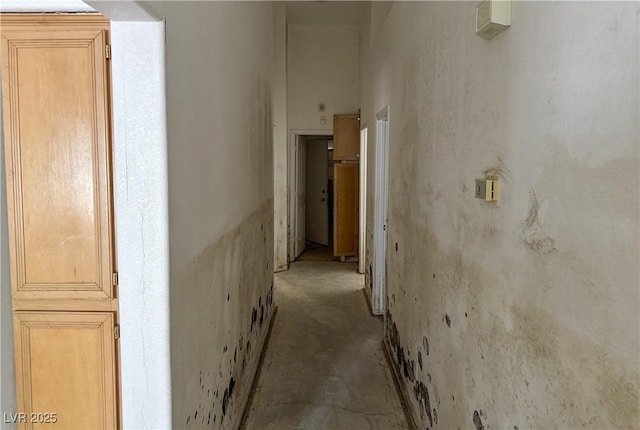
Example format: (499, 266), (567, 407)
(112, 272), (118, 287)
(105, 44), (111, 59)
(114, 324), (120, 340)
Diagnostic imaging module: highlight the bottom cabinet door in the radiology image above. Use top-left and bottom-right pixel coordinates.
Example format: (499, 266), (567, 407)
(13, 312), (117, 430)
(333, 163), (359, 257)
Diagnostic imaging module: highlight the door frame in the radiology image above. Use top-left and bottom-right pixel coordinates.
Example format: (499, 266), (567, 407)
(288, 129), (333, 263)
(372, 106), (390, 315)
(358, 125), (368, 274)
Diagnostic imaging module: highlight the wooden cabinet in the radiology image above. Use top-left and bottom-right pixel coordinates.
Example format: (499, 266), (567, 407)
(333, 114), (360, 160)
(13, 312), (118, 430)
(333, 163), (359, 257)
(1, 15), (119, 429)
(332, 113), (360, 257)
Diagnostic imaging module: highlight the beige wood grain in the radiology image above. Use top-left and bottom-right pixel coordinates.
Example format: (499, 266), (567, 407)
(1, 23), (115, 302)
(1, 15), (120, 430)
(333, 163), (359, 257)
(12, 298), (119, 313)
(333, 114), (360, 161)
(13, 312), (118, 430)
(0, 14), (110, 27)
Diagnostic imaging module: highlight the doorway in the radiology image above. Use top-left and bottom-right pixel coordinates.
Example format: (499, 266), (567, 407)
(291, 134), (337, 261)
(372, 107), (390, 315)
(289, 130), (333, 262)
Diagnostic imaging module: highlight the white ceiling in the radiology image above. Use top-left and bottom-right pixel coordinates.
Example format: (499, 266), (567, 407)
(286, 1), (363, 25)
(0, 0), (94, 12)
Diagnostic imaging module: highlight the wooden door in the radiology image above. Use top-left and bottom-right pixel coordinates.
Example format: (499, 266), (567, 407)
(333, 163), (359, 257)
(1, 15), (119, 429)
(333, 114), (360, 160)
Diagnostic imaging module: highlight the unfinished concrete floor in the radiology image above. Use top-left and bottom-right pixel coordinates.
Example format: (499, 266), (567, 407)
(242, 261), (409, 430)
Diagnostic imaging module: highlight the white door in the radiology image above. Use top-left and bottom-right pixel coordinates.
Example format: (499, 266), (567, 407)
(295, 138), (306, 258)
(373, 107), (390, 315)
(305, 140), (329, 246)
(359, 127), (368, 274)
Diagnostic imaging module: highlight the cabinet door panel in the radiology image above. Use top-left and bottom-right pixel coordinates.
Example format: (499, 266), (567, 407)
(333, 163), (359, 257)
(1, 28), (114, 300)
(333, 114), (360, 160)
(14, 312), (117, 430)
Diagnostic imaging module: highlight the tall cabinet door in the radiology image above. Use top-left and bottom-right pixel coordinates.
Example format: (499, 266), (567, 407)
(333, 113), (360, 257)
(1, 18), (115, 305)
(1, 15), (119, 429)
(333, 163), (359, 257)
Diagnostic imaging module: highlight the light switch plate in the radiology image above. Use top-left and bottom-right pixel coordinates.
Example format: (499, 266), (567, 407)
(475, 178), (499, 201)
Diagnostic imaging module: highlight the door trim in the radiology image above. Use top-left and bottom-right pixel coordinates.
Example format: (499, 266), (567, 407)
(372, 106), (390, 315)
(287, 129), (332, 263)
(358, 125), (368, 274)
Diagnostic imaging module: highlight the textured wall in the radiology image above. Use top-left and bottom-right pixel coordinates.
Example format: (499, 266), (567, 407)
(287, 24), (360, 132)
(110, 20), (172, 429)
(145, 2), (275, 429)
(361, 2), (639, 429)
(273, 2), (289, 272)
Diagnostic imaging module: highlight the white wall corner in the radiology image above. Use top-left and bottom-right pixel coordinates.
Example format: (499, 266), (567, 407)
(110, 20), (172, 429)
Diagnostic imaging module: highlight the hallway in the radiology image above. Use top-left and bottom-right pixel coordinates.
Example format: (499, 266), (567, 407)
(242, 262), (409, 429)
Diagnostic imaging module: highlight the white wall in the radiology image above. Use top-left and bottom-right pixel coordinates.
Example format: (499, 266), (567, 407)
(144, 2), (275, 429)
(287, 24), (360, 132)
(361, 2), (639, 429)
(273, 2), (289, 272)
(109, 20), (172, 429)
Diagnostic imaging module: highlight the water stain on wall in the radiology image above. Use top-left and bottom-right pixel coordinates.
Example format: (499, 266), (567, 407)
(174, 200), (275, 430)
(519, 189), (556, 254)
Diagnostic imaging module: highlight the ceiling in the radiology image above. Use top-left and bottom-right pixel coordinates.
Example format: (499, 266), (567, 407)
(285, 1), (364, 25)
(0, 0), (94, 12)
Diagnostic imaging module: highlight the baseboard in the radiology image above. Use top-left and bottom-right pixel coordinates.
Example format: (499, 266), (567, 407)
(382, 339), (419, 430)
(274, 265), (288, 273)
(235, 305), (278, 430)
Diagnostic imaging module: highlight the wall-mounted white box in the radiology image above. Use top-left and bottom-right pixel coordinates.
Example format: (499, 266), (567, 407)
(476, 0), (511, 40)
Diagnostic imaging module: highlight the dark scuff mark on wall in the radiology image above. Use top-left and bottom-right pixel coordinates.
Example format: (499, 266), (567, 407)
(481, 157), (512, 183)
(183, 281), (275, 429)
(423, 336), (429, 356)
(415, 381), (433, 427)
(444, 314), (451, 327)
(251, 307), (258, 332)
(473, 410), (485, 430)
(387, 309), (435, 428)
(260, 304), (265, 326)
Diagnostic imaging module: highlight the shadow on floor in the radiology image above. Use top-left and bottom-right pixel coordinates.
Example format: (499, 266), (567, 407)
(296, 243), (340, 262)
